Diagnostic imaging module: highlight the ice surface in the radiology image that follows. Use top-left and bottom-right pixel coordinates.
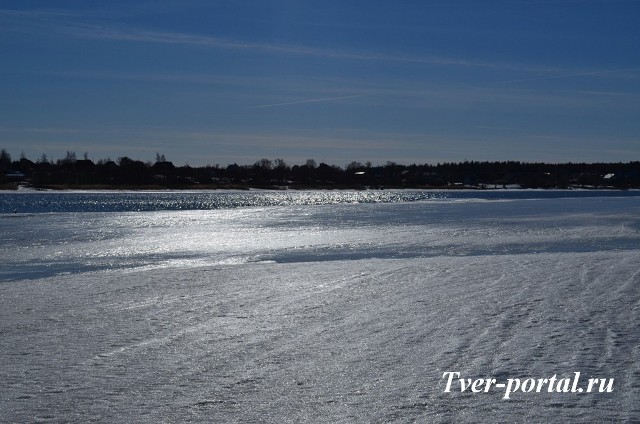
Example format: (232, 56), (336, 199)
(1, 194), (639, 422)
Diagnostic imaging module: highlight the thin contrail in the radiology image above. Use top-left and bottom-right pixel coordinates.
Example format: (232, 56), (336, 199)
(250, 95), (361, 109)
(498, 68), (640, 84)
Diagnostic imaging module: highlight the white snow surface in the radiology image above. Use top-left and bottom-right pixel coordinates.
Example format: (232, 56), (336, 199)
(1, 195), (639, 422)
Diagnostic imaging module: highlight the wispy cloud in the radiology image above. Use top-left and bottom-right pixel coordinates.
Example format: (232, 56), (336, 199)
(0, 126), (95, 134)
(40, 70), (252, 86)
(475, 125), (521, 131)
(0, 9), (86, 18)
(0, 9), (562, 75)
(4, 7), (631, 80)
(249, 95), (362, 109)
(498, 68), (640, 84)
(42, 23), (640, 81)
(60, 24), (494, 67)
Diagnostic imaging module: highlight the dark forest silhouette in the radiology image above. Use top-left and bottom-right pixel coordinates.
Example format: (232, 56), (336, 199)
(1, 149), (639, 190)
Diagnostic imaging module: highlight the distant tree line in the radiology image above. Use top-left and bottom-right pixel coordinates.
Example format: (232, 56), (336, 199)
(1, 148), (639, 189)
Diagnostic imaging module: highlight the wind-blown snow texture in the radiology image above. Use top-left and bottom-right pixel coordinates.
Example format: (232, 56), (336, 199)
(1, 193), (639, 422)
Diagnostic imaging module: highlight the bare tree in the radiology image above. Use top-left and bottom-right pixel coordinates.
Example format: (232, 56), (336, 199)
(346, 161), (362, 170)
(0, 148), (11, 167)
(274, 158), (288, 170)
(256, 158), (272, 169)
(59, 151), (77, 165)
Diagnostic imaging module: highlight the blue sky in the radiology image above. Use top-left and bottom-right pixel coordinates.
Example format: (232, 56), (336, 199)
(1, 0), (639, 166)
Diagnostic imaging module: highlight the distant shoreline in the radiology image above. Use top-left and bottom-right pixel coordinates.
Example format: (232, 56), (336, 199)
(1, 183), (636, 193)
(3, 154), (639, 190)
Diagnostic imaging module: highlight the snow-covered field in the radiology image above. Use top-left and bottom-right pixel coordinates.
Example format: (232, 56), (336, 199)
(1, 193), (639, 422)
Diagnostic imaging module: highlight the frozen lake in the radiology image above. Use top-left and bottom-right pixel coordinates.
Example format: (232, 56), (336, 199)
(1, 191), (639, 422)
